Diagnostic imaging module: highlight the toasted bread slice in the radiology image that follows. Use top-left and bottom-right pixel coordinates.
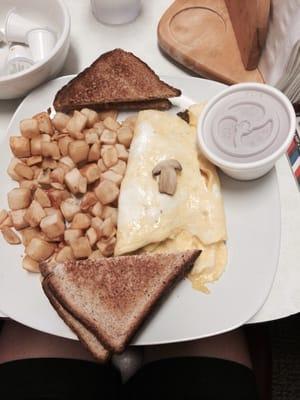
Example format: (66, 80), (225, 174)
(71, 98), (172, 112)
(53, 49), (181, 113)
(43, 279), (110, 362)
(45, 251), (200, 353)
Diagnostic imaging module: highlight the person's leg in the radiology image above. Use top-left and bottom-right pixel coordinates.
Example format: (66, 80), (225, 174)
(0, 320), (121, 400)
(125, 328), (259, 400)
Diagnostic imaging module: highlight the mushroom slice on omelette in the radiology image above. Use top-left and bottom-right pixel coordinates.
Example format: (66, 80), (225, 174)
(115, 106), (227, 293)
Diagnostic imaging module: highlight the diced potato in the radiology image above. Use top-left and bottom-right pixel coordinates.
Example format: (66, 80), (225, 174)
(101, 146), (118, 168)
(20, 227), (42, 246)
(24, 200), (46, 227)
(80, 163), (100, 183)
(60, 198), (80, 221)
(27, 155), (42, 166)
(100, 170), (122, 186)
(41, 134), (51, 143)
(71, 213), (91, 230)
(1, 227), (21, 244)
(91, 216), (103, 237)
(20, 118), (40, 138)
(56, 246), (74, 263)
(11, 209), (29, 230)
(33, 112), (53, 135)
(110, 160), (127, 176)
(122, 115), (137, 129)
(7, 188), (31, 210)
(41, 159), (57, 170)
(19, 180), (39, 190)
(0, 214), (13, 228)
(34, 188), (51, 208)
(58, 136), (73, 156)
(40, 213), (65, 239)
(66, 111), (87, 139)
(50, 167), (65, 184)
(88, 142), (101, 162)
(26, 238), (55, 261)
(52, 112), (71, 131)
(70, 236), (91, 259)
(101, 129), (117, 145)
(80, 192), (98, 211)
(103, 116), (120, 131)
(31, 136), (42, 155)
(117, 126), (133, 148)
(10, 136), (30, 157)
(84, 128), (99, 144)
(101, 217), (115, 238)
(14, 163), (33, 180)
(68, 140), (89, 164)
(89, 249), (103, 259)
(98, 110), (118, 121)
(81, 108), (99, 128)
(91, 202), (103, 217)
(7, 158), (24, 181)
(102, 206), (118, 226)
(51, 182), (65, 190)
(47, 189), (71, 208)
(59, 156), (75, 172)
(41, 142), (60, 159)
(22, 255), (40, 272)
(96, 236), (116, 257)
(94, 180), (119, 205)
(65, 168), (87, 194)
(44, 207), (64, 220)
(37, 169), (51, 185)
(115, 143), (129, 161)
(64, 229), (83, 245)
(97, 159), (107, 172)
(0, 209), (8, 225)
(94, 121), (105, 135)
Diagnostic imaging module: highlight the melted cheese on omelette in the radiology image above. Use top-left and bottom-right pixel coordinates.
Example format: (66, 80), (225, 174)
(115, 107), (227, 293)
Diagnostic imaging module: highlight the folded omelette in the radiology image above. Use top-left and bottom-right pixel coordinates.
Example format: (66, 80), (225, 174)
(115, 105), (227, 293)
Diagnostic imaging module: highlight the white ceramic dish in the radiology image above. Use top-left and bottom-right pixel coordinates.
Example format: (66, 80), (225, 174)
(0, 76), (281, 344)
(0, 0), (70, 99)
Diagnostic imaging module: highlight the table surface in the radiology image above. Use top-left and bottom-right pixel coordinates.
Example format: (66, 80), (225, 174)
(0, 0), (300, 324)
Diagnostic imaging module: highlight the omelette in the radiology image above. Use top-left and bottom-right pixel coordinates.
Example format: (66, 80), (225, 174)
(115, 105), (227, 293)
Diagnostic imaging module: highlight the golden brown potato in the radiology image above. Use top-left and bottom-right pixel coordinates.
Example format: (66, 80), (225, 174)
(60, 198), (81, 222)
(52, 112), (71, 131)
(94, 180), (119, 205)
(71, 213), (91, 230)
(56, 246), (74, 263)
(58, 136), (74, 156)
(81, 108), (99, 128)
(34, 188), (51, 208)
(70, 236), (91, 259)
(80, 192), (98, 211)
(1, 227), (21, 245)
(24, 200), (46, 227)
(22, 255), (40, 272)
(33, 112), (53, 135)
(103, 116), (120, 131)
(65, 168), (87, 194)
(91, 202), (103, 217)
(80, 163), (100, 183)
(66, 111), (87, 139)
(7, 188), (31, 210)
(64, 229), (83, 245)
(14, 163), (33, 180)
(41, 142), (60, 159)
(10, 137), (31, 158)
(26, 238), (55, 261)
(11, 209), (29, 230)
(101, 146), (118, 168)
(20, 118), (40, 138)
(68, 140), (89, 164)
(40, 213), (65, 239)
(117, 126), (133, 148)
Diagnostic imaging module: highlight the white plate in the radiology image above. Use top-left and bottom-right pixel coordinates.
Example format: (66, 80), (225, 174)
(0, 76), (280, 344)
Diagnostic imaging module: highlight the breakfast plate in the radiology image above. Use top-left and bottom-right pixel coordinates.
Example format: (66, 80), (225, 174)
(0, 75), (280, 344)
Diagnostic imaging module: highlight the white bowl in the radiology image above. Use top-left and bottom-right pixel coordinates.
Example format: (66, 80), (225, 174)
(0, 0), (70, 99)
(197, 83), (296, 180)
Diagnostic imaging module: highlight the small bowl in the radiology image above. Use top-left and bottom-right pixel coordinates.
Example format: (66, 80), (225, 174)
(197, 83), (296, 180)
(0, 0), (70, 99)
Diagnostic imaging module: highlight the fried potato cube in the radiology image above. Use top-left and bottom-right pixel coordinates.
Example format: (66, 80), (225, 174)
(64, 229), (83, 245)
(44, 207), (64, 221)
(20, 118), (40, 138)
(65, 168), (87, 194)
(96, 236), (116, 257)
(68, 140), (89, 164)
(80, 192), (98, 211)
(101, 217), (115, 238)
(110, 160), (127, 176)
(24, 200), (46, 227)
(91, 217), (103, 237)
(103, 116), (120, 131)
(94, 121), (105, 135)
(27, 155), (43, 166)
(33, 112), (53, 135)
(60, 198), (80, 221)
(86, 227), (98, 246)
(94, 180), (119, 205)
(71, 236), (92, 259)
(66, 111), (87, 139)
(100, 170), (123, 186)
(41, 142), (60, 159)
(91, 202), (103, 217)
(101, 129), (117, 145)
(102, 206), (118, 226)
(0, 209), (8, 226)
(7, 158), (24, 181)
(71, 213), (91, 230)
(81, 108), (99, 128)
(50, 167), (65, 184)
(11, 209), (29, 230)
(19, 180), (38, 190)
(47, 189), (71, 208)
(20, 227), (42, 246)
(98, 110), (118, 121)
(58, 136), (74, 156)
(115, 143), (128, 161)
(31, 136), (42, 155)
(88, 142), (101, 162)
(97, 159), (107, 172)
(59, 156), (75, 172)
(37, 169), (51, 185)
(101, 146), (118, 168)
(41, 159), (57, 170)
(56, 246), (74, 263)
(1, 227), (21, 244)
(22, 255), (40, 272)
(10, 136), (30, 157)
(0, 214), (13, 229)
(80, 163), (100, 183)
(14, 163), (33, 180)
(40, 213), (65, 239)
(52, 112), (71, 131)
(84, 128), (99, 144)
(89, 249), (103, 260)
(34, 188), (51, 208)
(26, 238), (55, 261)
(117, 126), (133, 148)
(122, 115), (137, 129)
(8, 188), (31, 210)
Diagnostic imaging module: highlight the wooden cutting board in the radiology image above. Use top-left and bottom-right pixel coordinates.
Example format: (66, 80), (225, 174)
(157, 0), (269, 84)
